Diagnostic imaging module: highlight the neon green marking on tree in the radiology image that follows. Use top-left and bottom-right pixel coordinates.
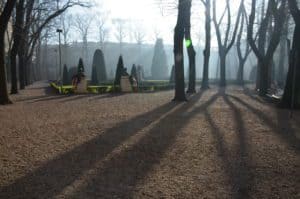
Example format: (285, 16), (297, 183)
(185, 39), (192, 48)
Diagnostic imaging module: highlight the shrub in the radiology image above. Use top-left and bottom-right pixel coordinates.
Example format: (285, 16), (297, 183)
(151, 38), (168, 79)
(114, 55), (125, 85)
(91, 65), (98, 85)
(92, 49), (107, 83)
(131, 64), (138, 80)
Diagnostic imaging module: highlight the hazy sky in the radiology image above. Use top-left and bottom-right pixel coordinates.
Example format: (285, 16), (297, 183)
(67, 0), (238, 46)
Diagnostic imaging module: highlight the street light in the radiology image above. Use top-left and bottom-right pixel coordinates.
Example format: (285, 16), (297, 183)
(56, 28), (63, 84)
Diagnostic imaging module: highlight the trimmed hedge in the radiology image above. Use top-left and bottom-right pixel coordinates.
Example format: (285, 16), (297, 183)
(50, 82), (120, 94)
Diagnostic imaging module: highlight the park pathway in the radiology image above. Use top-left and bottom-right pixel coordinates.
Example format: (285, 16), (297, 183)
(0, 83), (299, 198)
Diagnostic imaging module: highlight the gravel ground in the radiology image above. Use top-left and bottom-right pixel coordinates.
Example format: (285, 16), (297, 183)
(0, 82), (299, 199)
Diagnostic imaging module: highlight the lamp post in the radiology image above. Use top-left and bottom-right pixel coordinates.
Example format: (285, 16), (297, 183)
(56, 29), (63, 84)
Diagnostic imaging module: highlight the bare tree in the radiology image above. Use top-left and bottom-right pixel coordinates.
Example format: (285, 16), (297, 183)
(152, 26), (161, 42)
(61, 13), (72, 45)
(16, 0), (89, 89)
(173, 0), (189, 101)
(236, 2), (252, 85)
(280, 0), (300, 108)
(200, 0), (211, 90)
(73, 13), (93, 63)
(113, 18), (127, 54)
(96, 11), (109, 50)
(212, 0), (243, 87)
(248, 0), (287, 96)
(132, 21), (146, 61)
(133, 23), (146, 46)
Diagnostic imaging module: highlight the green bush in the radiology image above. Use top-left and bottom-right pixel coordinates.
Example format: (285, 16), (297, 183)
(130, 64), (138, 84)
(92, 49), (107, 83)
(91, 65), (98, 85)
(114, 55), (125, 86)
(151, 38), (168, 79)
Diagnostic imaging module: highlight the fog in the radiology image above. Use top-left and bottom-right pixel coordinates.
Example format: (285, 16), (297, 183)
(36, 0), (289, 85)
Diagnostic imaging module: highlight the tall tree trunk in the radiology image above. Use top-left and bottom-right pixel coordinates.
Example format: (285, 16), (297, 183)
(10, 0), (25, 94)
(236, 6), (250, 86)
(0, 0), (16, 104)
(0, 34), (11, 104)
(25, 60), (29, 86)
(173, 0), (187, 101)
(259, 59), (270, 96)
(36, 41), (41, 81)
(185, 0), (196, 93)
(256, 22), (267, 90)
(280, 26), (300, 108)
(219, 52), (226, 87)
(10, 49), (18, 93)
(237, 60), (246, 85)
(19, 46), (25, 89)
(280, 0), (300, 108)
(201, 0), (211, 90)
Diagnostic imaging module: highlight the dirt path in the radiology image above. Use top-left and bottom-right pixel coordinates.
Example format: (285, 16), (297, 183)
(0, 82), (299, 198)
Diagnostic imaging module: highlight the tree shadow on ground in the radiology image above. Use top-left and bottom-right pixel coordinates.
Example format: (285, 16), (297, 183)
(1, 89), (266, 198)
(15, 86), (66, 102)
(92, 93), (125, 100)
(203, 89), (253, 199)
(223, 93), (253, 198)
(15, 95), (59, 102)
(58, 94), (97, 103)
(66, 91), (224, 198)
(28, 95), (73, 103)
(0, 101), (178, 198)
(228, 94), (300, 153)
(0, 90), (211, 199)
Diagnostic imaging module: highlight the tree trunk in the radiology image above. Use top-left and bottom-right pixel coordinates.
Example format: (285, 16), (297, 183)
(35, 39), (42, 81)
(201, 0), (211, 90)
(19, 50), (25, 89)
(237, 60), (246, 85)
(256, 27), (267, 90)
(187, 46), (196, 93)
(10, 50), (18, 94)
(173, 0), (187, 101)
(277, 36), (287, 87)
(10, 0), (25, 94)
(0, 0), (16, 104)
(259, 60), (270, 96)
(280, 24), (300, 108)
(185, 0), (196, 93)
(24, 60), (29, 86)
(219, 53), (226, 87)
(0, 34), (11, 104)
